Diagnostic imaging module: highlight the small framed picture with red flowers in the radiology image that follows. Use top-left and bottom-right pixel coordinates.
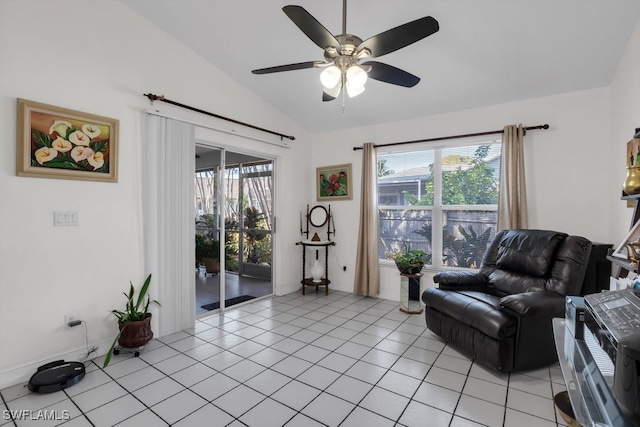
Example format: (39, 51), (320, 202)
(316, 163), (352, 201)
(16, 98), (119, 182)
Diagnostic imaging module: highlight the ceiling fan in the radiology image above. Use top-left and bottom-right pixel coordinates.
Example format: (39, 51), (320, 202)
(251, 0), (439, 102)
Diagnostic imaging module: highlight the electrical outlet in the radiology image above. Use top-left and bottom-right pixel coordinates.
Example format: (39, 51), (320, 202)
(65, 314), (76, 326)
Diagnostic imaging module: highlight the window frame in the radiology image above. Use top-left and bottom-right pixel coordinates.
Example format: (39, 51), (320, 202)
(377, 137), (501, 271)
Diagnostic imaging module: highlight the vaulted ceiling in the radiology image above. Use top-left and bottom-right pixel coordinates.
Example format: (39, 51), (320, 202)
(121, 0), (640, 133)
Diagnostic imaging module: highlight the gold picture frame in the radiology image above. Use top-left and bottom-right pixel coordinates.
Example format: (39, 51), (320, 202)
(16, 98), (119, 182)
(316, 163), (352, 201)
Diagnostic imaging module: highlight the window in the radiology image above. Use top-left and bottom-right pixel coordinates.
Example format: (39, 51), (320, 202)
(378, 141), (501, 269)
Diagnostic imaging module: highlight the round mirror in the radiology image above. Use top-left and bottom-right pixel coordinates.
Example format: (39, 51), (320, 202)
(309, 205), (328, 227)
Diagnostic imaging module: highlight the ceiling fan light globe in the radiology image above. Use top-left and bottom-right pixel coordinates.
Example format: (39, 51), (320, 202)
(346, 65), (368, 89)
(346, 81), (365, 98)
(320, 66), (341, 89)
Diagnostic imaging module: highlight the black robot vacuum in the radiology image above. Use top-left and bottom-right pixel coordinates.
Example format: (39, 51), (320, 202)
(28, 360), (85, 393)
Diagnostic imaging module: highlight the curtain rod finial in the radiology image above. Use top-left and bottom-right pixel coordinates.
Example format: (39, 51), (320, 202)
(143, 93), (165, 102)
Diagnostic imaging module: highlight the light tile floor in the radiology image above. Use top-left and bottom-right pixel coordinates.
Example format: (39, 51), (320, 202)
(1, 290), (570, 426)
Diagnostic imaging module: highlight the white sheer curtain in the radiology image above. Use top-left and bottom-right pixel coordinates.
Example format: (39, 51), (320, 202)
(143, 114), (195, 337)
(354, 143), (379, 296)
(498, 124), (528, 230)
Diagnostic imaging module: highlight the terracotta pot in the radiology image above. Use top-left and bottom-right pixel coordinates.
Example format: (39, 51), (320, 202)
(117, 313), (153, 349)
(203, 257), (220, 274)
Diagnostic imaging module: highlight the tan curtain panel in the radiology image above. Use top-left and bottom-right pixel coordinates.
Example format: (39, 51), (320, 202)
(354, 143), (380, 296)
(498, 124), (528, 230)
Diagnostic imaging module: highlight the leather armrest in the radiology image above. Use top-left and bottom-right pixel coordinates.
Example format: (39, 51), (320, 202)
(500, 291), (566, 371)
(500, 291), (565, 317)
(434, 270), (486, 291)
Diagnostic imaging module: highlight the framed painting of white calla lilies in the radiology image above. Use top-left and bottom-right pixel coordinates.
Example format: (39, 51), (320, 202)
(16, 98), (119, 182)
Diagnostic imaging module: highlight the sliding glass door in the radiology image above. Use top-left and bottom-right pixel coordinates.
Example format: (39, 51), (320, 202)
(195, 146), (273, 315)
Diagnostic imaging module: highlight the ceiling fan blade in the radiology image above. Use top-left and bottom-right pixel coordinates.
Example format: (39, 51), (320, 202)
(362, 61), (420, 87)
(252, 61), (325, 75)
(323, 83), (341, 101)
(283, 5), (340, 50)
(322, 92), (336, 102)
(358, 16), (439, 58)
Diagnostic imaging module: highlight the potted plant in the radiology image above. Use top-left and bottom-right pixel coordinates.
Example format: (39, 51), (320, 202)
(390, 249), (430, 274)
(103, 274), (160, 367)
(383, 239), (431, 275)
(195, 234), (220, 274)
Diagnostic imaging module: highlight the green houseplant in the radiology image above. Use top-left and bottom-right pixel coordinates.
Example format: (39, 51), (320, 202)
(390, 249), (430, 274)
(383, 239), (431, 275)
(103, 274), (160, 367)
(243, 207), (268, 264)
(195, 234), (220, 274)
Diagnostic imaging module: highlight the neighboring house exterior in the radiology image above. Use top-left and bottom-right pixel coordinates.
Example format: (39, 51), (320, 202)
(378, 154), (501, 206)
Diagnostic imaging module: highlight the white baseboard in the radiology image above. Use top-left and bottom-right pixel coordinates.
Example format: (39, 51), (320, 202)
(0, 338), (112, 390)
(275, 282), (300, 296)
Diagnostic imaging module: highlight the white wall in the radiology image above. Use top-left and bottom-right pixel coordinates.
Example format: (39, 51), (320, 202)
(310, 87), (612, 300)
(610, 18), (640, 244)
(0, 0), (310, 387)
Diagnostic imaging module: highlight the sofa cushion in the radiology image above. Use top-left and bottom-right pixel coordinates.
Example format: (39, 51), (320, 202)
(496, 230), (567, 277)
(422, 288), (517, 339)
(487, 269), (547, 297)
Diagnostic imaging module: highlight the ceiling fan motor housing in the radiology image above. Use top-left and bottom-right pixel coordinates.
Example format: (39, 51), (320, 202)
(324, 35), (370, 77)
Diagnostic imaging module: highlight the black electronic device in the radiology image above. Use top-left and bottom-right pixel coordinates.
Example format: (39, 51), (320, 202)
(565, 295), (585, 339)
(28, 360), (85, 393)
(584, 288), (640, 425)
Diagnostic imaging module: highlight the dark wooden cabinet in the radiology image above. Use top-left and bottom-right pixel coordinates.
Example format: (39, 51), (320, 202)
(581, 243), (613, 295)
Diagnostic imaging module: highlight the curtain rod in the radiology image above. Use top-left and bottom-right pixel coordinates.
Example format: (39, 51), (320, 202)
(352, 124), (549, 151)
(143, 93), (296, 141)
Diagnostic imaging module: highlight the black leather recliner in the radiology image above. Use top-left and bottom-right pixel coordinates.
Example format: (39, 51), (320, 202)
(422, 229), (592, 372)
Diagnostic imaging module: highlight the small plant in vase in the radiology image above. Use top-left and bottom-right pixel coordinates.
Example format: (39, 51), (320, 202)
(103, 274), (160, 367)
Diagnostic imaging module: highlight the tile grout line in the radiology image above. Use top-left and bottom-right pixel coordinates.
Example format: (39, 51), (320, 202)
(90, 358), (174, 426)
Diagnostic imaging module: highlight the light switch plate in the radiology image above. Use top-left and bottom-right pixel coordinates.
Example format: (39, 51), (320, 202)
(54, 211), (79, 226)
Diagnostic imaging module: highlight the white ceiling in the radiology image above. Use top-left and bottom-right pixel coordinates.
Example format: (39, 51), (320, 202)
(120, 0), (640, 134)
